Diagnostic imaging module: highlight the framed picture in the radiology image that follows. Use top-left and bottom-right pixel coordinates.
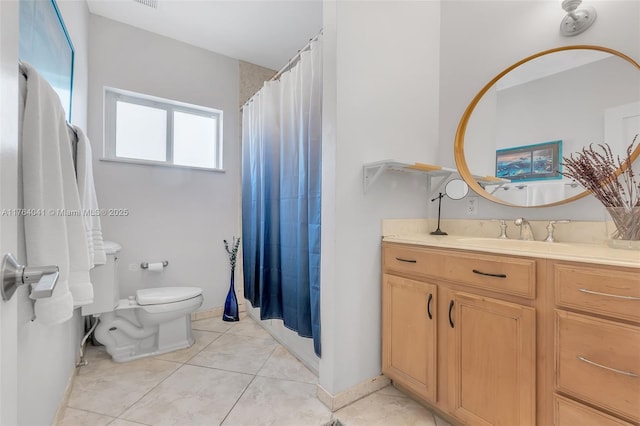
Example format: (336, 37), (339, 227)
(495, 140), (562, 181)
(19, 0), (75, 121)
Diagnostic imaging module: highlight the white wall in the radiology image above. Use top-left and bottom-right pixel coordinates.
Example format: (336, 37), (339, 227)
(88, 16), (240, 311)
(438, 0), (640, 221)
(320, 0), (441, 395)
(15, 1), (90, 425)
(319, 0), (640, 397)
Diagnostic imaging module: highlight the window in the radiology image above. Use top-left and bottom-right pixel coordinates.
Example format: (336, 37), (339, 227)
(104, 88), (223, 170)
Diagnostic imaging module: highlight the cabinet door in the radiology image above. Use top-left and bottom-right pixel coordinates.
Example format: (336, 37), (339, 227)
(448, 292), (536, 426)
(382, 274), (437, 402)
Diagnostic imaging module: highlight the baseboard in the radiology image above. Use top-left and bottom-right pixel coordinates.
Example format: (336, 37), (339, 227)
(52, 368), (77, 425)
(316, 375), (390, 412)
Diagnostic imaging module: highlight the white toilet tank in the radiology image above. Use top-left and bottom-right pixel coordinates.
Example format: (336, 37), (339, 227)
(81, 241), (122, 316)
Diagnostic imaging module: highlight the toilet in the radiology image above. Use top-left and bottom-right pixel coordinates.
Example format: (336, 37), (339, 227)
(81, 241), (203, 362)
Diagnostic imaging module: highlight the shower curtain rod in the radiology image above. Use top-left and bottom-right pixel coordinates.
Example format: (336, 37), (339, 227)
(270, 30), (322, 81)
(241, 29), (322, 110)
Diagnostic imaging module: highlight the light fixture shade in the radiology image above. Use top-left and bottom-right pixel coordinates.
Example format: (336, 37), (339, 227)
(560, 0), (597, 36)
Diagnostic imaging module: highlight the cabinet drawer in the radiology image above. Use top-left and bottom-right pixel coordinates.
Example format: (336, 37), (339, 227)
(554, 394), (634, 426)
(556, 310), (640, 422)
(555, 263), (640, 323)
(444, 252), (536, 298)
(383, 245), (446, 278)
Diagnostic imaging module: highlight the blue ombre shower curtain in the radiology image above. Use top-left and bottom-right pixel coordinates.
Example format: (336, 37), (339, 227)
(241, 35), (322, 356)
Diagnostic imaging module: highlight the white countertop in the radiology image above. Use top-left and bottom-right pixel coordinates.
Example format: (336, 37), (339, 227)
(383, 234), (640, 269)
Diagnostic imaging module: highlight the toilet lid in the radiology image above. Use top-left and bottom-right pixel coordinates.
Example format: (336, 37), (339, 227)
(136, 287), (202, 305)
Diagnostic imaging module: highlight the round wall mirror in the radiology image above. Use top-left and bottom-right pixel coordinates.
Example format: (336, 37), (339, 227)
(454, 45), (640, 207)
(445, 179), (469, 200)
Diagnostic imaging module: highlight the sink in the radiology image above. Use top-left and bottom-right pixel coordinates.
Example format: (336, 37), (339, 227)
(456, 237), (576, 253)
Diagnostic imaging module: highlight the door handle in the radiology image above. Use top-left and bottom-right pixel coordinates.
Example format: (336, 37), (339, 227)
(448, 300), (455, 328)
(1, 253), (59, 301)
(427, 293), (433, 320)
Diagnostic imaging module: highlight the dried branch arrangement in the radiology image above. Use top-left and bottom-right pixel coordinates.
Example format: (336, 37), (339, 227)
(561, 134), (638, 208)
(561, 134), (639, 240)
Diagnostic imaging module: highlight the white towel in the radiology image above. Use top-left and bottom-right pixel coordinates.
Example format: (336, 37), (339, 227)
(21, 62), (93, 323)
(74, 125), (107, 268)
(526, 182), (566, 205)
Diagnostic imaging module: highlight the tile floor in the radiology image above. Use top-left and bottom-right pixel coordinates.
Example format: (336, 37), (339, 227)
(59, 314), (450, 426)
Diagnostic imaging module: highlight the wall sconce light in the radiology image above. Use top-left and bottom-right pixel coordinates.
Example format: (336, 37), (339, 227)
(560, 0), (597, 36)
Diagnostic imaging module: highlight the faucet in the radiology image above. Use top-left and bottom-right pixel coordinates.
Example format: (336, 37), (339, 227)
(514, 217), (535, 241)
(492, 219), (508, 239)
(544, 220), (571, 242)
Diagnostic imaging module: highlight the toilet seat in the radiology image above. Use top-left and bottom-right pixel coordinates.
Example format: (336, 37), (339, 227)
(136, 287), (203, 305)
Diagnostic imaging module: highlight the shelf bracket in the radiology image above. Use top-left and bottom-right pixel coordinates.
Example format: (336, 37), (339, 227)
(426, 172), (455, 199)
(363, 163), (389, 193)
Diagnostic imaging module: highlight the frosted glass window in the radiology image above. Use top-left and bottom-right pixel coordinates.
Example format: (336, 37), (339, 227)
(174, 112), (218, 168)
(115, 101), (167, 162)
(105, 88), (223, 170)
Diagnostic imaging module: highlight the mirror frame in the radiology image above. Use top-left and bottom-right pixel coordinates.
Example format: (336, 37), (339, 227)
(454, 45), (640, 208)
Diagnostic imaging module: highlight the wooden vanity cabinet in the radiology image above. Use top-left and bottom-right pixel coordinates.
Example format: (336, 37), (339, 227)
(552, 262), (640, 425)
(382, 242), (538, 425)
(383, 242), (640, 425)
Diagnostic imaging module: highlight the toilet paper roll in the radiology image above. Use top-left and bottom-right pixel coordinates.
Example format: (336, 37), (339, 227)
(147, 262), (164, 272)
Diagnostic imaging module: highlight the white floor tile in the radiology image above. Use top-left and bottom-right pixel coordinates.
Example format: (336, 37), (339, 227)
(187, 333), (277, 375)
(334, 391), (437, 426)
(67, 358), (180, 417)
(121, 364), (253, 426)
(57, 407), (115, 426)
(257, 346), (317, 384)
(222, 376), (331, 426)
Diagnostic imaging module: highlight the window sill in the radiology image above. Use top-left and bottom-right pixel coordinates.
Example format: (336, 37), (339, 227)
(100, 157), (226, 173)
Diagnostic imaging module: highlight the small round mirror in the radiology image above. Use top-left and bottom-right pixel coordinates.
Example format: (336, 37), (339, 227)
(445, 179), (469, 200)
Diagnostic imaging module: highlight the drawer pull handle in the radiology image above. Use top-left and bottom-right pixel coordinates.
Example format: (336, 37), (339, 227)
(395, 257), (417, 263)
(578, 288), (640, 301)
(577, 356), (639, 378)
(472, 269), (507, 278)
(448, 300), (454, 328)
(427, 293), (433, 320)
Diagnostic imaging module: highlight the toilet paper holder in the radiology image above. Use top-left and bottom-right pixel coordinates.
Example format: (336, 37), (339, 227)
(140, 261), (169, 269)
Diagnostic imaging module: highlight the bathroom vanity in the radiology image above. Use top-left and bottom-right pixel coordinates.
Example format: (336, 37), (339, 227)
(381, 235), (639, 426)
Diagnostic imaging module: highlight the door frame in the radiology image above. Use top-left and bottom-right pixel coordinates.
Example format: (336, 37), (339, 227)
(0, 1), (21, 424)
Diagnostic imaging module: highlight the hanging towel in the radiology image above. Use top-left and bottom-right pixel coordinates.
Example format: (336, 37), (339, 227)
(74, 125), (107, 268)
(21, 62), (93, 323)
(527, 182), (566, 206)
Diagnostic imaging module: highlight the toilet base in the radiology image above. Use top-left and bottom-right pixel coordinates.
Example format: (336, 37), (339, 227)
(95, 310), (196, 363)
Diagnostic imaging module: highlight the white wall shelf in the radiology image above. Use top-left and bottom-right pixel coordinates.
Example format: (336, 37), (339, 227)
(362, 160), (511, 196)
(362, 160), (456, 196)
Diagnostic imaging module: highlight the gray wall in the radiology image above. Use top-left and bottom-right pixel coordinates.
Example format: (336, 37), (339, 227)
(88, 16), (241, 312)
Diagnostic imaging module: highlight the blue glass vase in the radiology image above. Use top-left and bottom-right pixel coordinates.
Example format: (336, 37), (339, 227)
(222, 269), (239, 322)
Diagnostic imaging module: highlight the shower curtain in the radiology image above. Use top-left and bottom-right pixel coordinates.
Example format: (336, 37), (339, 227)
(241, 35), (322, 356)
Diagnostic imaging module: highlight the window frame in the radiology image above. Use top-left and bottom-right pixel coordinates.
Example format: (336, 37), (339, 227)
(103, 87), (224, 172)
